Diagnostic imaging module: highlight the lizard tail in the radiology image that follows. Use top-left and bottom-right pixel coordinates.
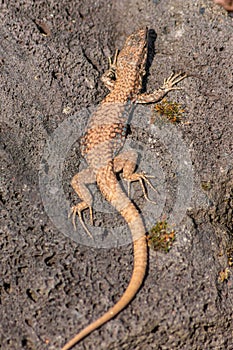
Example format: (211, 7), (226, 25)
(62, 165), (147, 350)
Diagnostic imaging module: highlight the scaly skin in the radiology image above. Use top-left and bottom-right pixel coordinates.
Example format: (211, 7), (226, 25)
(214, 0), (233, 11)
(62, 28), (186, 350)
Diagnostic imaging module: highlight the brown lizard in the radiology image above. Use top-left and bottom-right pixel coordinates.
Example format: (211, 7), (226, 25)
(62, 27), (186, 350)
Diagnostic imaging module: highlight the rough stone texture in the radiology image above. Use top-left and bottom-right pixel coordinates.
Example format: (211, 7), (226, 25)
(0, 1), (232, 350)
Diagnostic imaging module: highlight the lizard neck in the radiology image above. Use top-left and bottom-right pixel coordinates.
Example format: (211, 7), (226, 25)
(104, 67), (143, 103)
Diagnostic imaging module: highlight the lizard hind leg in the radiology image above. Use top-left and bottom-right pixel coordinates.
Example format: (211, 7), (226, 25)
(69, 168), (96, 238)
(113, 150), (157, 204)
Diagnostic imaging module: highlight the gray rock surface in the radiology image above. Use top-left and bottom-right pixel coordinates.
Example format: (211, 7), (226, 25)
(1, 1), (232, 349)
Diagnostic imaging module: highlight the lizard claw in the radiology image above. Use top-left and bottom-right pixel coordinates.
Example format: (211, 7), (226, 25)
(162, 72), (187, 92)
(106, 49), (119, 79)
(108, 49), (119, 68)
(101, 49), (119, 90)
(69, 202), (94, 239)
(126, 172), (157, 204)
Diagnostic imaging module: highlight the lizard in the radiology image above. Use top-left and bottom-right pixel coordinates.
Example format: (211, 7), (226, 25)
(62, 27), (186, 350)
(213, 0), (233, 11)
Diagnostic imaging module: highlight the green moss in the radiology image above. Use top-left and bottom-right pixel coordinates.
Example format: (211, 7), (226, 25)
(218, 268), (230, 283)
(147, 221), (176, 253)
(154, 98), (185, 123)
(227, 246), (233, 267)
(201, 181), (212, 191)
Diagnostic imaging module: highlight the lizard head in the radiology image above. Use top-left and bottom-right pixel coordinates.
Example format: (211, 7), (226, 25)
(116, 27), (148, 92)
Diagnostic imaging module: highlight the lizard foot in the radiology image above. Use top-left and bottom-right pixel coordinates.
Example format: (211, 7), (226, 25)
(161, 72), (187, 92)
(107, 49), (119, 77)
(101, 49), (119, 89)
(126, 172), (157, 204)
(68, 202), (93, 239)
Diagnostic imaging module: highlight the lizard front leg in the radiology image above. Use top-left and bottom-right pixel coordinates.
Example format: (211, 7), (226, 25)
(101, 49), (119, 91)
(69, 167), (96, 237)
(114, 150), (157, 203)
(136, 72), (187, 104)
